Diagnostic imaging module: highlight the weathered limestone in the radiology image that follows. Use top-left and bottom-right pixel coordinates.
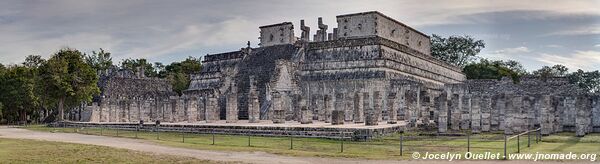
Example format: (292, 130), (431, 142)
(187, 97), (198, 122)
(480, 95), (492, 132)
(300, 20), (310, 41)
(248, 77), (260, 123)
(436, 92), (448, 133)
(366, 91), (382, 126)
(365, 110), (378, 126)
(331, 110), (345, 125)
(226, 86), (238, 123)
(299, 97), (312, 124)
(540, 95), (553, 135)
(78, 11), (597, 138)
(470, 96), (481, 133)
(576, 96), (591, 137)
(272, 92), (285, 124)
(205, 94), (219, 123)
(449, 94), (461, 130)
(314, 17), (328, 42)
(354, 92), (364, 123)
(387, 92), (397, 124)
(324, 94), (333, 123)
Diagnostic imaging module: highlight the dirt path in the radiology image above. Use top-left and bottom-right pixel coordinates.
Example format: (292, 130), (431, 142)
(0, 127), (587, 164)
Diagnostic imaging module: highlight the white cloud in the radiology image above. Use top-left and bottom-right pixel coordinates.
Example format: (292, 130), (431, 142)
(0, 0), (599, 65)
(537, 50), (600, 71)
(545, 44), (563, 48)
(595, 44), (600, 47)
(544, 25), (600, 36)
(492, 46), (531, 54)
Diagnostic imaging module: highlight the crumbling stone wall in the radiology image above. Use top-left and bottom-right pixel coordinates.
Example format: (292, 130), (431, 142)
(438, 77), (596, 136)
(78, 11), (598, 138)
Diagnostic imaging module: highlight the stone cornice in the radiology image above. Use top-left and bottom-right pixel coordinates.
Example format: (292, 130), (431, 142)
(307, 36), (464, 73)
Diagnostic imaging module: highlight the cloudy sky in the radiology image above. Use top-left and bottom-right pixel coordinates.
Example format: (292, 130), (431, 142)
(1, 0), (599, 71)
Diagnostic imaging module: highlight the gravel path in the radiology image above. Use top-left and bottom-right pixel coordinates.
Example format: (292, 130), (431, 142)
(0, 127), (587, 164)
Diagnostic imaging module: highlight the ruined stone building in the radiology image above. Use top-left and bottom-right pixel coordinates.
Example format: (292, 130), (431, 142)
(82, 11), (600, 137)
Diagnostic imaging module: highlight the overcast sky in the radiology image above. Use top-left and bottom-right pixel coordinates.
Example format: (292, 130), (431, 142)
(1, 0), (599, 71)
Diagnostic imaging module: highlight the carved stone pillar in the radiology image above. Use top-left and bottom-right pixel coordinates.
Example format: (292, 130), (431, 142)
(387, 92), (398, 124)
(272, 92), (285, 124)
(576, 95), (591, 137)
(354, 92), (364, 123)
(436, 92), (448, 133)
(247, 77), (260, 123)
(300, 97), (312, 124)
(332, 110), (345, 125)
(471, 95), (481, 133)
(324, 94), (333, 123)
(187, 97), (198, 123)
(205, 94), (219, 123)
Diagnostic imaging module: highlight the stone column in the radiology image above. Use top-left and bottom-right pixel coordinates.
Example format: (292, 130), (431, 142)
(272, 92), (285, 123)
(367, 91), (382, 126)
(300, 97), (312, 124)
(205, 94), (219, 123)
(187, 97), (198, 123)
(345, 92), (354, 121)
(480, 95), (492, 132)
(576, 95), (591, 137)
(354, 92), (364, 123)
(593, 96), (600, 133)
(436, 92), (448, 133)
(197, 97), (206, 121)
(324, 94), (333, 123)
(471, 96), (481, 133)
(248, 81), (260, 123)
(540, 95), (553, 135)
(334, 92), (345, 121)
(450, 94), (461, 130)
(397, 88), (406, 121)
(226, 94), (238, 123)
(387, 92), (398, 124)
(460, 94), (471, 130)
(314, 94), (324, 121)
(332, 110), (345, 125)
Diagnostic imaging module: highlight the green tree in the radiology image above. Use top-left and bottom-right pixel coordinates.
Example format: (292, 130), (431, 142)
(0, 64), (5, 122)
(532, 64), (569, 78)
(23, 55), (46, 122)
(463, 59), (526, 82)
(39, 48), (100, 121)
(568, 69), (600, 93)
(163, 56), (202, 95)
(431, 34), (485, 68)
(85, 48), (113, 72)
(0, 65), (38, 123)
(120, 58), (156, 77)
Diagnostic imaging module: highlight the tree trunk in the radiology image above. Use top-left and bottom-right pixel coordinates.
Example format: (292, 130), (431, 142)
(20, 110), (27, 124)
(58, 98), (65, 122)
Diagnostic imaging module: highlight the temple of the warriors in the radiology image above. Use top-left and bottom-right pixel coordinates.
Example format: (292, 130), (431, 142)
(79, 11), (600, 138)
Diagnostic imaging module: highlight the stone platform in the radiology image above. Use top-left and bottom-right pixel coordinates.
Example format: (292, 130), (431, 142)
(58, 120), (406, 141)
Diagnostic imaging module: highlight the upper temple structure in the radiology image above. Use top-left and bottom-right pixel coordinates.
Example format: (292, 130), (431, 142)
(78, 11), (600, 137)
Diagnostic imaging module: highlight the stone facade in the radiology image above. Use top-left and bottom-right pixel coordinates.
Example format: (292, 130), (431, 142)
(80, 11), (599, 137)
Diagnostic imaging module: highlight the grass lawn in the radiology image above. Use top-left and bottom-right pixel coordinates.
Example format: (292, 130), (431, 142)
(0, 137), (219, 163)
(23, 125), (600, 160)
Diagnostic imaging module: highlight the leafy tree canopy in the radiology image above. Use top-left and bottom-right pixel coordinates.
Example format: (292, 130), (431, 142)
(567, 69), (600, 93)
(463, 59), (527, 82)
(162, 56), (202, 95)
(39, 48), (100, 121)
(532, 64), (569, 78)
(0, 65), (38, 122)
(85, 48), (113, 72)
(120, 58), (156, 77)
(431, 34), (485, 68)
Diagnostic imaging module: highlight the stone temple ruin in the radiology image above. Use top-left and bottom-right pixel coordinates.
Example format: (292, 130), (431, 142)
(79, 11), (600, 138)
